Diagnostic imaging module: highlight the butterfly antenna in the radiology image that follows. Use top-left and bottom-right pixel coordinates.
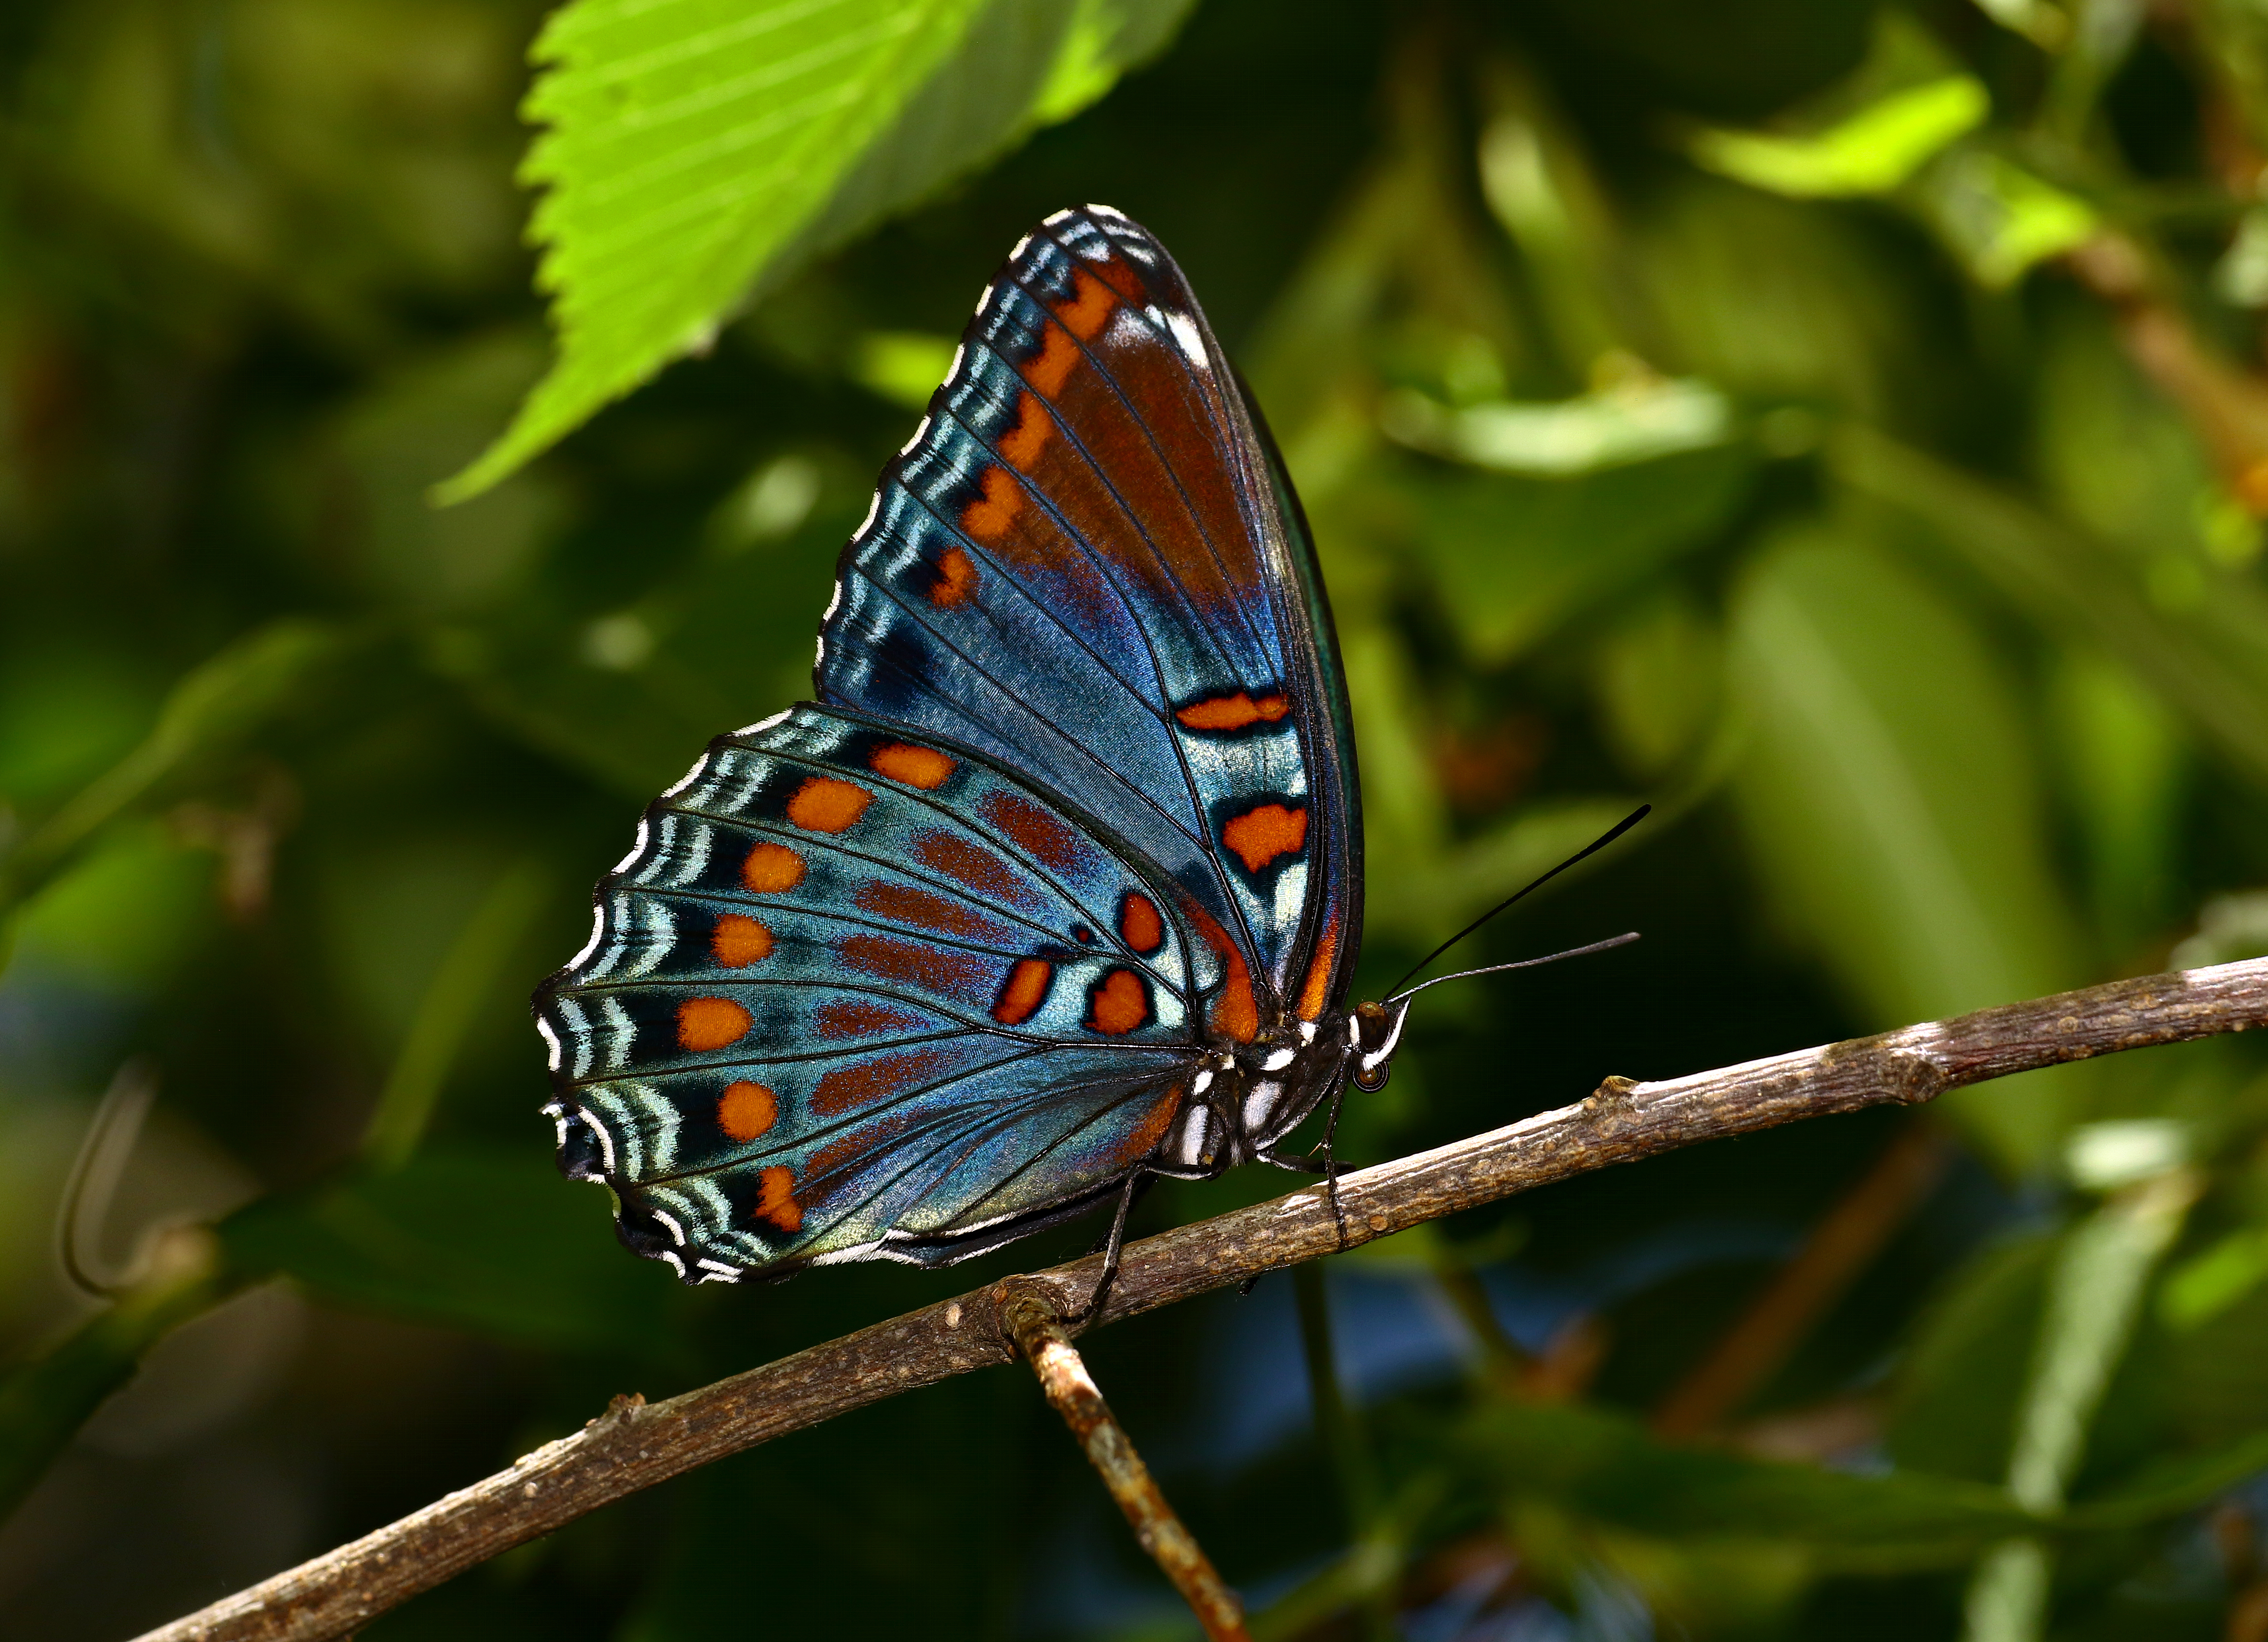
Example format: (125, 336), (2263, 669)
(1385, 803), (1651, 1000)
(1386, 931), (1640, 1005)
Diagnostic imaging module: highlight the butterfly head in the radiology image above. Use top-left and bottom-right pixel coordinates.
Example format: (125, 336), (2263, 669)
(1348, 996), (1413, 1093)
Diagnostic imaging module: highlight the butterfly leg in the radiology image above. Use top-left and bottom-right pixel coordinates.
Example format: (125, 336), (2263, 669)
(1257, 1076), (1353, 1251)
(1067, 1170), (1143, 1326)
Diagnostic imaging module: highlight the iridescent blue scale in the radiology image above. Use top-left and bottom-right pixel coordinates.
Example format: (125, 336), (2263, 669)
(537, 207), (1401, 1287)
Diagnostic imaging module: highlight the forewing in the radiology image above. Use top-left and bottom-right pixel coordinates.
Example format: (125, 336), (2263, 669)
(536, 707), (1201, 1281)
(817, 206), (1361, 1033)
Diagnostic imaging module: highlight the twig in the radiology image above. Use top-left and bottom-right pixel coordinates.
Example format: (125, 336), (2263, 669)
(133, 957), (2268, 1642)
(999, 1281), (1251, 1642)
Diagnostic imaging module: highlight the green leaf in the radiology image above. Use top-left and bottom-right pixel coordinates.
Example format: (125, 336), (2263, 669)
(1890, 1233), (2056, 1484)
(2164, 1229), (2268, 1449)
(443, 0), (1199, 501)
(1402, 443), (1757, 665)
(2163, 1224), (2268, 1328)
(1963, 1172), (2200, 1641)
(359, 860), (552, 1172)
(1830, 427), (2268, 796)
(2, 619), (342, 916)
(221, 1148), (677, 1356)
(2005, 1173), (2199, 1512)
(1465, 1392), (2259, 1577)
(850, 330), (961, 409)
(1383, 377), (1736, 476)
(1916, 150), (2098, 290)
(1727, 521), (2088, 1172)
(1689, 76), (1989, 198)
(2066, 1426), (2268, 1529)
(1591, 592), (1726, 779)
(1466, 1397), (2038, 1567)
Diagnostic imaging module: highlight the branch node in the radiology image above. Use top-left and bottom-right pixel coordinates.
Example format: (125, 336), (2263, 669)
(1582, 1074), (1643, 1136)
(586, 1391), (646, 1431)
(996, 1279), (1066, 1359)
(1885, 1051), (1948, 1105)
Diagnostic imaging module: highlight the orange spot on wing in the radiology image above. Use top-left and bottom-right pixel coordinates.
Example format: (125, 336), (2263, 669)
(1297, 911), (1339, 1021)
(1184, 902), (1258, 1045)
(677, 996), (752, 1052)
(753, 1165), (803, 1234)
(813, 1048), (955, 1116)
(993, 957), (1053, 1026)
(1027, 326), (1080, 399)
(1056, 268), (1117, 340)
(999, 391), (1052, 469)
(717, 1080), (777, 1141)
(1119, 892), (1163, 955)
(1087, 254), (1147, 302)
(1105, 1085), (1186, 1169)
(816, 999), (928, 1040)
(870, 742), (954, 789)
(960, 471), (1019, 543)
(711, 913), (774, 967)
(981, 790), (1082, 873)
(787, 777), (871, 834)
(742, 841), (805, 893)
(1085, 968), (1152, 1036)
(1221, 803), (1309, 874)
(1212, 965), (1257, 1043)
(1176, 692), (1290, 732)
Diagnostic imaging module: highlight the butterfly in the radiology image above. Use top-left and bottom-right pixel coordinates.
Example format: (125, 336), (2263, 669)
(534, 205), (1638, 1306)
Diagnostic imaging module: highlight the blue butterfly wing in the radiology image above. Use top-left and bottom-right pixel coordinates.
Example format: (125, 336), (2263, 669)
(819, 206), (1362, 1038)
(538, 208), (1365, 1283)
(538, 708), (1205, 1278)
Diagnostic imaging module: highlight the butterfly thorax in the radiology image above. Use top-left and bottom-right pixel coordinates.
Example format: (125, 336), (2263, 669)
(1155, 995), (1411, 1177)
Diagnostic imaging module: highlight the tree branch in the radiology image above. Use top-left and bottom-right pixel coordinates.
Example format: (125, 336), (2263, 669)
(136, 958), (2268, 1642)
(1000, 1280), (1252, 1641)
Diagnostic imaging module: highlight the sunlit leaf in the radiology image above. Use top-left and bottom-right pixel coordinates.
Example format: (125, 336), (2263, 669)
(1689, 76), (1988, 198)
(444, 0), (1199, 499)
(1917, 150), (2098, 289)
(1383, 379), (1735, 476)
(850, 330), (959, 409)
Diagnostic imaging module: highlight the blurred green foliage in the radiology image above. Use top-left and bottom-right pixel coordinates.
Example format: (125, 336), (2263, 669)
(5, 0), (2268, 1639)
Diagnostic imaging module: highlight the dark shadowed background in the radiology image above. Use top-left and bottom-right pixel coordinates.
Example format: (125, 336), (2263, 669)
(5, 0), (2268, 1638)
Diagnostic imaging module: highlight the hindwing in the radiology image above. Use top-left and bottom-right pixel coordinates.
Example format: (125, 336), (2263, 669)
(537, 707), (1204, 1278)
